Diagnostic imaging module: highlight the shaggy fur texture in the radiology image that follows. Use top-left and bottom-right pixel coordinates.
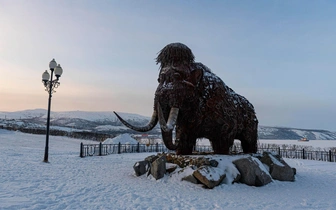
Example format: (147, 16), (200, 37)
(155, 43), (258, 155)
(156, 42), (195, 68)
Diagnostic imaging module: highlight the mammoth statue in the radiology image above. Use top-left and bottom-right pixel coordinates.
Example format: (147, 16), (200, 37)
(114, 43), (258, 155)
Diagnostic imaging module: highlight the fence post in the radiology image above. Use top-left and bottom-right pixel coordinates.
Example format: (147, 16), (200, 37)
(118, 142), (121, 154)
(99, 142), (102, 156)
(278, 147), (281, 156)
(137, 142), (140, 153)
(156, 143), (158, 153)
(302, 148), (305, 159)
(329, 150), (332, 162)
(80, 142), (84, 158)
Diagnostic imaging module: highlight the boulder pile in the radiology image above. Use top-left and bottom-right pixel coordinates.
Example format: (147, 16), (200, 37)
(133, 152), (296, 188)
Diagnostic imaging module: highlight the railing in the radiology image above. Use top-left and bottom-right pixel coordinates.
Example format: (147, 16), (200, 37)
(277, 148), (335, 162)
(80, 142), (173, 157)
(79, 143), (336, 162)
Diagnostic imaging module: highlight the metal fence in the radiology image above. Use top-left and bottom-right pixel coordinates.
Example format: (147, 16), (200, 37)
(79, 142), (336, 162)
(80, 143), (171, 157)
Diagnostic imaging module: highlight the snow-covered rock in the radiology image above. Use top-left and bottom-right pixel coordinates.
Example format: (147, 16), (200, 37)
(137, 153), (296, 188)
(193, 166), (226, 189)
(233, 156), (273, 186)
(259, 152), (295, 181)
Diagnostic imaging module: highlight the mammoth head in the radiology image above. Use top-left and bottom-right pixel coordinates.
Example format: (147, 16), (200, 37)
(152, 67), (203, 151)
(114, 67), (204, 151)
(156, 42), (195, 69)
(114, 43), (202, 151)
(155, 66), (203, 110)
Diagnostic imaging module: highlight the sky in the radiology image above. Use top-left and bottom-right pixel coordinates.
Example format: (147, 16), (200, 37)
(1, 0), (336, 131)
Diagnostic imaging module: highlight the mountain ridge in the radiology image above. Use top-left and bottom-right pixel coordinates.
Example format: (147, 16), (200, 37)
(1, 109), (335, 140)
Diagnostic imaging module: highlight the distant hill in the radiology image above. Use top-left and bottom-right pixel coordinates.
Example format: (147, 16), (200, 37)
(0, 109), (335, 140)
(258, 126), (336, 140)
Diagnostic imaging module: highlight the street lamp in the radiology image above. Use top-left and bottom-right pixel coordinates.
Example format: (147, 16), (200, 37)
(42, 59), (63, 163)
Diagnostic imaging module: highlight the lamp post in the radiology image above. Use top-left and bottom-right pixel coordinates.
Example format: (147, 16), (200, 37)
(42, 59), (63, 163)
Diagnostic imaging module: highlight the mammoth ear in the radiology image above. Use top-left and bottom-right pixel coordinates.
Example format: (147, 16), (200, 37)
(189, 69), (203, 85)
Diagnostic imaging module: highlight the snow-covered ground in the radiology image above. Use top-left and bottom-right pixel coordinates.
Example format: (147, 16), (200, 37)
(103, 133), (138, 144)
(1, 129), (336, 210)
(258, 139), (336, 150)
(197, 138), (336, 151)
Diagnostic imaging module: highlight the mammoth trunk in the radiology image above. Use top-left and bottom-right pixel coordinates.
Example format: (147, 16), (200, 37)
(157, 103), (179, 150)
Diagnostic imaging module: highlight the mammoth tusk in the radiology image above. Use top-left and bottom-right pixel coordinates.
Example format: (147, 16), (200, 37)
(157, 103), (179, 132)
(161, 128), (178, 150)
(113, 111), (158, 132)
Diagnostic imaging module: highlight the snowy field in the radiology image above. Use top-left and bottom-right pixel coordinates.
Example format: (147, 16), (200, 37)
(197, 138), (336, 150)
(1, 129), (336, 210)
(258, 139), (336, 150)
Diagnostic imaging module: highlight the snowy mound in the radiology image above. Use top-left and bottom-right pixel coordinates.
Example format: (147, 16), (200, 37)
(103, 133), (138, 144)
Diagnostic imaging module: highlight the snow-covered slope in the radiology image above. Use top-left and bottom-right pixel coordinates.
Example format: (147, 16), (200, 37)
(258, 126), (336, 140)
(0, 109), (149, 122)
(0, 109), (154, 134)
(1, 109), (336, 139)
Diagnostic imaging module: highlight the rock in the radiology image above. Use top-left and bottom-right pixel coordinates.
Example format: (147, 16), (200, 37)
(292, 167), (296, 175)
(259, 152), (295, 181)
(195, 158), (210, 167)
(233, 156), (272, 186)
(182, 174), (199, 184)
(270, 164), (295, 182)
(146, 164), (151, 177)
(209, 159), (219, 167)
(159, 154), (218, 169)
(150, 156), (166, 180)
(193, 166), (226, 189)
(145, 155), (159, 163)
(138, 152), (296, 188)
(166, 163), (178, 173)
(171, 166), (196, 183)
(133, 160), (150, 176)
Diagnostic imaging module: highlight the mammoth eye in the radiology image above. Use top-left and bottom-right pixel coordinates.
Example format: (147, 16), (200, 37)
(173, 73), (182, 81)
(158, 73), (166, 83)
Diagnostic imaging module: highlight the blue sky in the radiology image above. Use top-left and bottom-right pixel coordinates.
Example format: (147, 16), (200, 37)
(1, 0), (336, 131)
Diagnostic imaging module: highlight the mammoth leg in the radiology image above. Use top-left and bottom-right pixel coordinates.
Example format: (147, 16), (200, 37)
(211, 140), (229, 154)
(175, 129), (196, 155)
(211, 136), (234, 154)
(239, 118), (258, 154)
(212, 123), (236, 154)
(240, 128), (258, 154)
(176, 140), (195, 155)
